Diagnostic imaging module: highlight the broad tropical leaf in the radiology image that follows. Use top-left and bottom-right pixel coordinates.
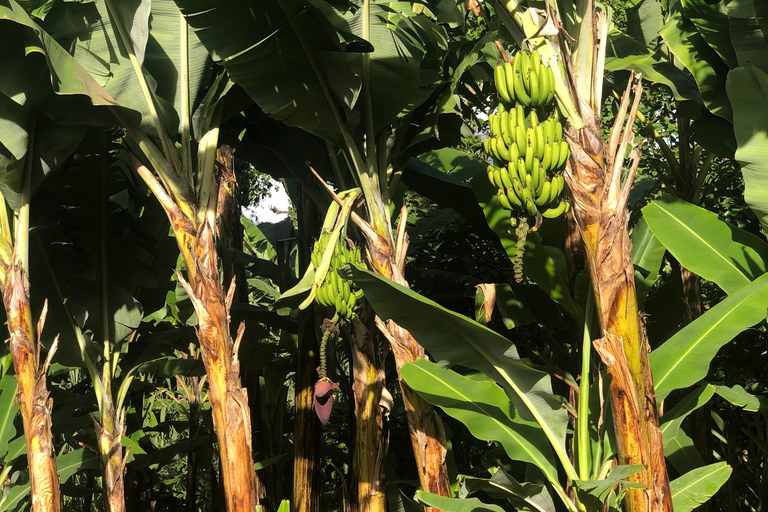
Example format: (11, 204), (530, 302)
(650, 272), (768, 401)
(604, 30), (699, 101)
(643, 194), (768, 294)
(660, 11), (732, 120)
(401, 359), (558, 484)
(631, 217), (666, 305)
(347, 268), (575, 481)
(682, 0), (738, 68)
(459, 469), (555, 512)
(727, 64), (768, 234)
(414, 491), (505, 512)
(670, 462), (732, 512)
(659, 384), (714, 474)
(716, 384), (768, 418)
(573, 465), (645, 503)
(724, 0), (768, 72)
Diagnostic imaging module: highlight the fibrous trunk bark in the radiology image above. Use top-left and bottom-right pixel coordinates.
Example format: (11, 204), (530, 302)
(362, 206), (451, 506)
(133, 156), (257, 512)
(96, 402), (126, 512)
(2, 267), (60, 511)
(565, 75), (672, 512)
(216, 146), (266, 504)
(294, 185), (320, 512)
(350, 305), (386, 512)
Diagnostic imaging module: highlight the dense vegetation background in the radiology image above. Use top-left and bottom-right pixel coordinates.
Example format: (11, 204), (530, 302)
(0, 0), (767, 511)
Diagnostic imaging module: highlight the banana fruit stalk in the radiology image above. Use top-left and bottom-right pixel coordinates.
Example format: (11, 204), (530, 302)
(485, 47), (570, 222)
(310, 233), (367, 323)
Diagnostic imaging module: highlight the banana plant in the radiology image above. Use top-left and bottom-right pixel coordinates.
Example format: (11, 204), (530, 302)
(172, 1), (474, 508)
(0, 0), (262, 508)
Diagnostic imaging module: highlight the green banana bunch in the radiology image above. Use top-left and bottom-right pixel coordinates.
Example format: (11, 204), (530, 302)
(486, 49), (571, 222)
(487, 162), (570, 219)
(494, 49), (555, 108)
(311, 233), (366, 322)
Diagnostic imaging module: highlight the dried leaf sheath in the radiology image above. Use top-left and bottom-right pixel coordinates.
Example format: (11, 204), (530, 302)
(1, 266), (61, 512)
(565, 75), (672, 511)
(132, 156), (258, 512)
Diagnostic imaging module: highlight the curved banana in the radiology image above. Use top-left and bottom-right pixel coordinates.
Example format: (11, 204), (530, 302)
(533, 158), (545, 196)
(542, 201), (569, 219)
(535, 180), (552, 207)
(511, 176), (525, 203)
(496, 64), (512, 105)
(515, 125), (527, 157)
(500, 110), (512, 146)
(500, 165), (514, 190)
(505, 187), (523, 208)
(531, 154), (541, 191)
(517, 158), (528, 182)
(486, 165), (496, 186)
(504, 62), (516, 104)
(525, 197), (539, 218)
(514, 69), (531, 106)
(496, 137), (510, 161)
(490, 113), (501, 137)
(535, 125), (545, 161)
(541, 140), (553, 172)
(497, 189), (512, 210)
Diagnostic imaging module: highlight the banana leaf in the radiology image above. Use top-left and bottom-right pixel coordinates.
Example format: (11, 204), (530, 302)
(643, 194), (768, 294)
(650, 272), (768, 401)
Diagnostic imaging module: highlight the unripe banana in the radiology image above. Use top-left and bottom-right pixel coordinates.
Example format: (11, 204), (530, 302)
(500, 165), (514, 190)
(506, 187), (523, 208)
(486, 165), (496, 186)
(511, 176), (525, 203)
(497, 189), (513, 210)
(490, 113), (501, 137)
(515, 125), (526, 157)
(533, 158), (545, 196)
(516, 104), (526, 131)
(496, 64), (512, 104)
(500, 110), (512, 146)
(517, 158), (528, 182)
(496, 137), (510, 161)
(507, 161), (521, 183)
(504, 62), (516, 104)
(542, 201), (569, 219)
(524, 140), (533, 174)
(531, 154), (541, 191)
(525, 197), (539, 218)
(535, 180), (552, 207)
(529, 64), (540, 106)
(514, 70), (531, 106)
(535, 125), (545, 161)
(541, 139), (553, 172)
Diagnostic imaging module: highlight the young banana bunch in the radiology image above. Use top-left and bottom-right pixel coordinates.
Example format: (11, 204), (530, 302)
(484, 48), (571, 222)
(299, 191), (367, 323)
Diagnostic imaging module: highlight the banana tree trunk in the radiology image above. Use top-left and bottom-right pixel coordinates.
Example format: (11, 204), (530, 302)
(96, 402), (126, 512)
(565, 75), (672, 511)
(359, 206), (451, 505)
(294, 185), (320, 512)
(0, 136), (61, 511)
(350, 305), (386, 512)
(132, 156), (257, 512)
(215, 145), (266, 503)
(1, 267), (61, 512)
